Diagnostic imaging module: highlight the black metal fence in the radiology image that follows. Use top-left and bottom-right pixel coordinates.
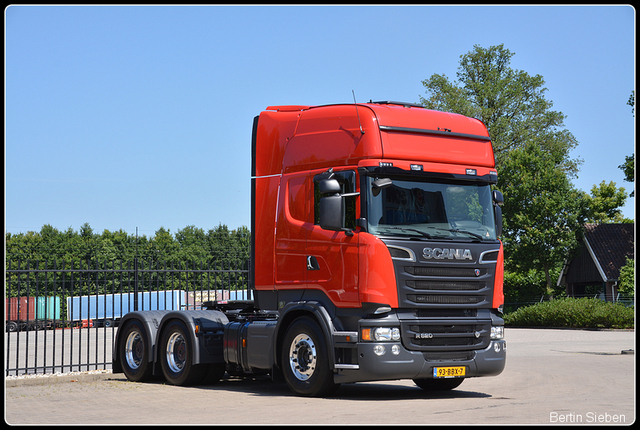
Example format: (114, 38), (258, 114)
(5, 259), (250, 377)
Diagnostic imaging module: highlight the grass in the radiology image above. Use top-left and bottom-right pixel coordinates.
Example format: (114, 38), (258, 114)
(503, 297), (634, 329)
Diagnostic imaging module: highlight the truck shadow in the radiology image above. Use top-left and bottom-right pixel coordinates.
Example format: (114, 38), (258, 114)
(189, 375), (491, 401)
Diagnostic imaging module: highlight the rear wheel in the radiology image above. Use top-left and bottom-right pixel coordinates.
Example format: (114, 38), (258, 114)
(413, 377), (464, 391)
(160, 320), (207, 386)
(120, 319), (153, 382)
(281, 317), (339, 397)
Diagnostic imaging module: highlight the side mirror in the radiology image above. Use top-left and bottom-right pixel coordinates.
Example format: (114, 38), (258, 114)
(494, 205), (503, 237)
(319, 194), (345, 231)
(492, 190), (503, 237)
(318, 178), (344, 231)
(319, 178), (341, 195)
(372, 178), (392, 197)
(492, 190), (504, 205)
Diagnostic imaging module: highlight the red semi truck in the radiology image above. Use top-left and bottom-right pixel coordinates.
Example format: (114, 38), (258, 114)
(112, 101), (506, 396)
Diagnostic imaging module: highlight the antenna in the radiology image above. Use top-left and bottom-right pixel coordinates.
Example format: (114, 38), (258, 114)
(352, 90), (365, 135)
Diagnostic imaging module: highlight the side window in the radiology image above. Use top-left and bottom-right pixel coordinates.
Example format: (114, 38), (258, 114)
(287, 176), (308, 222)
(313, 170), (357, 229)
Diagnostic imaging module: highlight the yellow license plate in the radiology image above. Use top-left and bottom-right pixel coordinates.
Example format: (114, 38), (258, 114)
(433, 366), (466, 378)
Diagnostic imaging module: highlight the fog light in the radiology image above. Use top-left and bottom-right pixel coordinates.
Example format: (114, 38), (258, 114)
(373, 345), (386, 356)
(391, 345), (400, 355)
(494, 342), (501, 353)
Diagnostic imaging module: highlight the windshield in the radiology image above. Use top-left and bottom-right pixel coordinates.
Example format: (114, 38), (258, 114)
(365, 177), (497, 241)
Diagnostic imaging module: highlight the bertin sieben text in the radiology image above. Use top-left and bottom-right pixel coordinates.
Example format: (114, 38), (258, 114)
(549, 411), (626, 423)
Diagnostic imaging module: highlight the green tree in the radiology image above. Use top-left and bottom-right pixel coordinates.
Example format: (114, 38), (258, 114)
(147, 227), (177, 264)
(618, 154), (634, 198)
(618, 257), (634, 299)
(232, 226), (251, 261)
(419, 44), (581, 176)
(617, 91), (635, 198)
(499, 143), (584, 291)
(207, 224), (234, 261)
(582, 181), (628, 223)
(175, 225), (208, 262)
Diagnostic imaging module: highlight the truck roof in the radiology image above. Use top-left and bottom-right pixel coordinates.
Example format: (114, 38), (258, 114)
(254, 102), (494, 177)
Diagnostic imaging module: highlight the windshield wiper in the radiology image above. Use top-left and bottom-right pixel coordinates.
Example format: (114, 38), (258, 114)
(384, 226), (433, 239)
(448, 228), (484, 241)
(424, 226), (485, 241)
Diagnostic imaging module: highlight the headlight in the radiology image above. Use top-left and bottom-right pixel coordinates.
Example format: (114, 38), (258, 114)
(491, 326), (504, 340)
(362, 327), (401, 342)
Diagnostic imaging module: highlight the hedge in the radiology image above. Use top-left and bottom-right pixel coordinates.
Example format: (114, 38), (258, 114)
(503, 297), (634, 329)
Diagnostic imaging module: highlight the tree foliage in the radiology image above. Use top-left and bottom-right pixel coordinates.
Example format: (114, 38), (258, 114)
(420, 44), (581, 176)
(499, 142), (584, 289)
(582, 181), (629, 223)
(6, 223), (252, 299)
(5, 222), (250, 266)
(618, 91), (635, 197)
(618, 257), (635, 299)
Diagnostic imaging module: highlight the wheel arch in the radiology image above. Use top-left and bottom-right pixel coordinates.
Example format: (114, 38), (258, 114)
(155, 310), (228, 366)
(113, 311), (168, 374)
(274, 301), (335, 371)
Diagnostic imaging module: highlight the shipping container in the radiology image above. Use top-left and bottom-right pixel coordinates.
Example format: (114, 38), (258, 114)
(5, 296), (61, 332)
(66, 290), (191, 327)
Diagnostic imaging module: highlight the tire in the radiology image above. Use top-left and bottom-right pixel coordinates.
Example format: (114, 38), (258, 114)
(160, 320), (207, 386)
(413, 377), (464, 391)
(281, 317), (339, 397)
(119, 319), (153, 382)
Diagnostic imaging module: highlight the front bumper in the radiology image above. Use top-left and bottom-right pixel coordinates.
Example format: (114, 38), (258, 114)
(333, 338), (506, 384)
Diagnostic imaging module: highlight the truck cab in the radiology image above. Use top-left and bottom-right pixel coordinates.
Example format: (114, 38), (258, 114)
(251, 101), (505, 393)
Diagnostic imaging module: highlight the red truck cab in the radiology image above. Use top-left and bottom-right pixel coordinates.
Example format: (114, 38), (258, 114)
(251, 101), (505, 393)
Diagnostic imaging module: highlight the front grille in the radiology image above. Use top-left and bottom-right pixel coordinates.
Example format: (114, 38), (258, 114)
(414, 309), (477, 318)
(406, 280), (484, 290)
(413, 337), (483, 347)
(423, 351), (476, 362)
(407, 294), (486, 305)
(402, 321), (491, 351)
(405, 266), (487, 277)
(409, 324), (482, 334)
(382, 239), (499, 352)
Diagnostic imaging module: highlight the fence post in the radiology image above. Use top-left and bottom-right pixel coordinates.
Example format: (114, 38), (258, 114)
(134, 257), (139, 311)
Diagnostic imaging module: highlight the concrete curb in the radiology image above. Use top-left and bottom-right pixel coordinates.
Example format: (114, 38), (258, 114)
(5, 370), (121, 388)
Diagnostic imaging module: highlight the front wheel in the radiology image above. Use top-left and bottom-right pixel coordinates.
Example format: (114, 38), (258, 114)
(281, 317), (339, 397)
(160, 320), (207, 386)
(413, 377), (464, 391)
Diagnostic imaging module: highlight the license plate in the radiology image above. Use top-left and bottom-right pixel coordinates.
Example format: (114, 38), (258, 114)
(433, 366), (466, 378)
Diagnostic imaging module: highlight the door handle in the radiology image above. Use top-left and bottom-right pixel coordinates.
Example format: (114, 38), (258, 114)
(307, 256), (320, 271)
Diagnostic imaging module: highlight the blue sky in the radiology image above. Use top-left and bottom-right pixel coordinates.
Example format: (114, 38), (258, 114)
(5, 5), (635, 237)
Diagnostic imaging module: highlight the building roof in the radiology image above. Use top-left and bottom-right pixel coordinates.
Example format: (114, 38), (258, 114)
(582, 223), (635, 282)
